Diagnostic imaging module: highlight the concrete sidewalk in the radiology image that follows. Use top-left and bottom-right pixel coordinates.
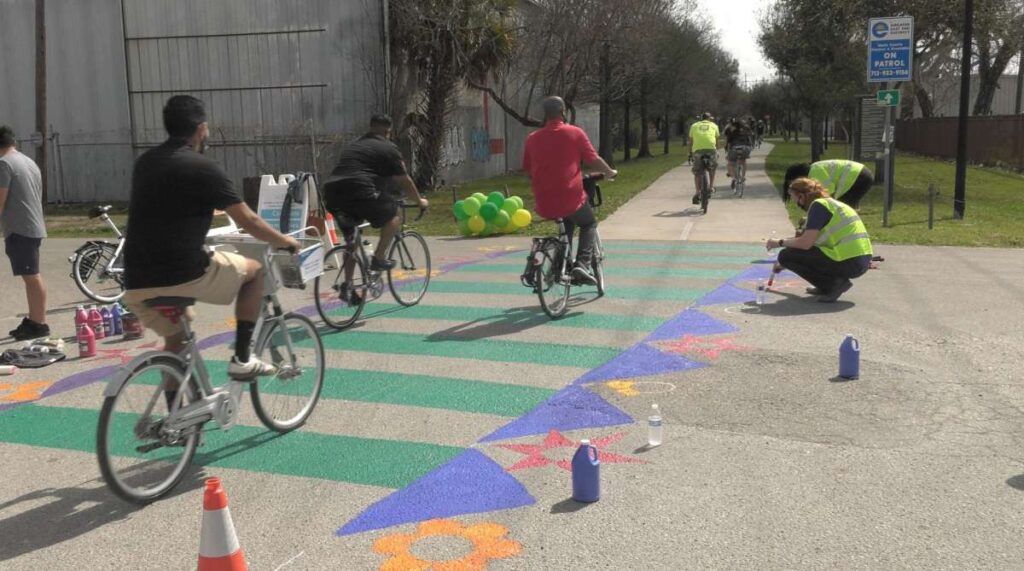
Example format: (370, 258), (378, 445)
(601, 143), (791, 242)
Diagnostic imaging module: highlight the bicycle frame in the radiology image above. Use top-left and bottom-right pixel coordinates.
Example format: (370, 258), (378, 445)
(102, 242), (299, 435)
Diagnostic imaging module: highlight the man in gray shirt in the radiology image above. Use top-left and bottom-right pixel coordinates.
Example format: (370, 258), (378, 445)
(0, 126), (49, 340)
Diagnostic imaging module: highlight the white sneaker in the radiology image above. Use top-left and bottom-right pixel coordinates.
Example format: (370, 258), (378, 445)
(228, 356), (278, 380)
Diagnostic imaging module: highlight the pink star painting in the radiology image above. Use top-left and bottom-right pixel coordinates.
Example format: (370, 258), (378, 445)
(496, 430), (646, 472)
(655, 335), (749, 360)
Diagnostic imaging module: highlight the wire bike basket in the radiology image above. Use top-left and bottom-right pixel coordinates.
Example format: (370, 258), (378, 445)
(269, 232), (324, 290)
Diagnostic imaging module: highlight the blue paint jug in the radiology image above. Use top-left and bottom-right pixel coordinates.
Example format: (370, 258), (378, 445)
(839, 334), (860, 380)
(571, 439), (600, 503)
(110, 303), (123, 336)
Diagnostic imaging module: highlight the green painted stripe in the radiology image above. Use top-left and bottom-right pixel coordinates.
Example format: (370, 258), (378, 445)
(316, 329), (619, 368)
(486, 254), (758, 266)
(604, 241), (764, 253)
(456, 263), (737, 279)
(0, 404), (462, 489)
(427, 280), (707, 302)
(202, 362), (556, 417)
(352, 302), (666, 331)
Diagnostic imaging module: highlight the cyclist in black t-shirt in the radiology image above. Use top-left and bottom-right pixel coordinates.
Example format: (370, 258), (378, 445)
(123, 95), (300, 384)
(323, 114), (428, 271)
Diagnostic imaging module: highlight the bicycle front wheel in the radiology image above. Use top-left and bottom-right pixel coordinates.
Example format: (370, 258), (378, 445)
(97, 354), (198, 504)
(387, 231), (431, 306)
(701, 171), (711, 214)
(73, 243), (125, 303)
(314, 245), (367, 330)
(537, 242), (570, 318)
(251, 312), (325, 433)
(737, 164), (745, 198)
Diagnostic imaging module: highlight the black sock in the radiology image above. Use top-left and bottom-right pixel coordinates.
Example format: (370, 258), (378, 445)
(164, 390), (178, 411)
(235, 320), (256, 362)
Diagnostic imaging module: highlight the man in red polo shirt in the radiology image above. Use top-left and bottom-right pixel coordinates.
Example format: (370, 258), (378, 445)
(523, 96), (617, 285)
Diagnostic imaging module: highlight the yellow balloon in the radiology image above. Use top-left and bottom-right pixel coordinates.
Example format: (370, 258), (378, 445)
(468, 215), (486, 233)
(512, 209), (532, 228)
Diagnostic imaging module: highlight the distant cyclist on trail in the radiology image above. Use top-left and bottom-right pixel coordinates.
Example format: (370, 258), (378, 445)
(689, 112), (720, 205)
(723, 118), (754, 190)
(522, 96), (617, 286)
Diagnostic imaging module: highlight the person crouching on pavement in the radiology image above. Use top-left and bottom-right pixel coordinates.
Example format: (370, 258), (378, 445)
(765, 177), (873, 303)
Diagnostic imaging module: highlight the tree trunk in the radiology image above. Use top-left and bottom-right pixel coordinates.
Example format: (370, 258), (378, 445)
(809, 109), (822, 162)
(638, 77), (651, 158)
(973, 44), (1017, 116)
(413, 64), (457, 191)
(599, 41), (613, 164)
(663, 105), (670, 155)
(622, 93), (631, 162)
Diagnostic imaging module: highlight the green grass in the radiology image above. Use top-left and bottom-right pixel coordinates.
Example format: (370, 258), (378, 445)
(765, 140), (1024, 247)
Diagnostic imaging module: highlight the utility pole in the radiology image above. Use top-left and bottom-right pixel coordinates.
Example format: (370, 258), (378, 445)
(953, 0), (973, 220)
(1015, 47), (1023, 115)
(35, 0), (47, 203)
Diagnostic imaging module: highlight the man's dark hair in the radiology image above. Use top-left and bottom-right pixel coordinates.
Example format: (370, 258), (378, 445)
(0, 125), (15, 148)
(782, 163), (811, 200)
(701, 112), (712, 120)
(370, 114), (393, 129)
(163, 95), (207, 138)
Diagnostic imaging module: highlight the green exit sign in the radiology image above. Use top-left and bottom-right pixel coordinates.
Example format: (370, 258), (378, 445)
(877, 89), (901, 107)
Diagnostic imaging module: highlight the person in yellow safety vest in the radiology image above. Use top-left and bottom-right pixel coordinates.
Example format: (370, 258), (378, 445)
(783, 160), (874, 209)
(766, 177), (873, 303)
(688, 112), (720, 205)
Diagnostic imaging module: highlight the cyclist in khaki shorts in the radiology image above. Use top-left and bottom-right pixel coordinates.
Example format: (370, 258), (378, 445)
(123, 95), (300, 397)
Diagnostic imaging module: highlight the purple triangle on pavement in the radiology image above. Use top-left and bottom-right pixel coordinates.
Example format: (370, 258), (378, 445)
(479, 385), (636, 442)
(336, 449), (534, 536)
(696, 282), (757, 306)
(571, 343), (707, 385)
(645, 309), (738, 342)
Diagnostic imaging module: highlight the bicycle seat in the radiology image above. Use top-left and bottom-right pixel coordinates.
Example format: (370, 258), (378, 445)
(143, 296), (196, 309)
(88, 205), (113, 218)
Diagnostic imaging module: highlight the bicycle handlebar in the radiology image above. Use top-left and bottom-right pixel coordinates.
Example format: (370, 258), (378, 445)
(399, 202), (428, 222)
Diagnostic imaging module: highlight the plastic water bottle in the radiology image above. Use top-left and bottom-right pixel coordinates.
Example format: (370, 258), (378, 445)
(78, 323), (96, 358)
(100, 306), (113, 336)
(756, 279), (767, 305)
(88, 306), (105, 340)
(571, 439), (600, 503)
(839, 334), (860, 380)
(648, 404), (663, 447)
(110, 303), (123, 336)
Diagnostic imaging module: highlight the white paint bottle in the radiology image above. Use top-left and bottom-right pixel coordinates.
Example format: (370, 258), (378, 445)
(0, 365), (18, 376)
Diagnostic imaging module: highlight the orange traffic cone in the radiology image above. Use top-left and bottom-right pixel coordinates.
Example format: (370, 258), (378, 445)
(325, 213), (339, 246)
(198, 478), (248, 571)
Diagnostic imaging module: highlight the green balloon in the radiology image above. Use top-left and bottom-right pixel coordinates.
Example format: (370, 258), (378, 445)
(494, 210), (511, 229)
(487, 191), (505, 207)
(481, 223), (496, 237)
(453, 200), (469, 221)
(501, 199), (518, 216)
(463, 197), (481, 216)
(480, 202), (499, 221)
(512, 196), (524, 209)
(472, 193), (487, 203)
(457, 218), (472, 236)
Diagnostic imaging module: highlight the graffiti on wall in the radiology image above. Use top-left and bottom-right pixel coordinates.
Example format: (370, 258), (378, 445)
(440, 122), (467, 168)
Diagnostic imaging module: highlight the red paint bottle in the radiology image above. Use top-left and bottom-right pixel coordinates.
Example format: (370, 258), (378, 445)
(88, 306), (105, 340)
(78, 323), (96, 358)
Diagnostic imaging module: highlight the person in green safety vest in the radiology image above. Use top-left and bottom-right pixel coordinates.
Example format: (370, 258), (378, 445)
(766, 177), (873, 303)
(783, 160), (874, 208)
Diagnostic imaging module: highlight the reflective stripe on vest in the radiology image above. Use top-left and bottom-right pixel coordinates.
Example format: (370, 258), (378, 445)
(808, 161), (864, 199)
(813, 198), (873, 261)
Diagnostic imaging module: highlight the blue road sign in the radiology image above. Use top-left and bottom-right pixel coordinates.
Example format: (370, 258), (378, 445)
(868, 17), (914, 84)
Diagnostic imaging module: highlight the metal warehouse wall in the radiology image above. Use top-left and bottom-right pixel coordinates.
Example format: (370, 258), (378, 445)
(0, 0), (384, 202)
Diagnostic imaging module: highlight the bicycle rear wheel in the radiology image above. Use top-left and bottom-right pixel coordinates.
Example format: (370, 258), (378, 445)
(737, 163), (745, 198)
(97, 354), (198, 504)
(387, 231), (431, 306)
(73, 243), (125, 303)
(314, 244), (367, 330)
(251, 313), (325, 432)
(701, 171), (711, 214)
(592, 232), (606, 297)
(536, 241), (570, 318)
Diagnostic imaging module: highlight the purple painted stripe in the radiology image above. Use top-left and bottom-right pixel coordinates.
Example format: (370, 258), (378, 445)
(0, 364), (119, 413)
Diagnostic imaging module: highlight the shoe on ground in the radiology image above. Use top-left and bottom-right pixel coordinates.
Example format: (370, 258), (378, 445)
(338, 282), (364, 306)
(369, 257), (395, 271)
(731, 179), (737, 189)
(9, 318), (50, 341)
(228, 356), (278, 380)
(817, 280), (853, 303)
(570, 263), (598, 286)
(806, 286), (823, 295)
(692, 194), (700, 205)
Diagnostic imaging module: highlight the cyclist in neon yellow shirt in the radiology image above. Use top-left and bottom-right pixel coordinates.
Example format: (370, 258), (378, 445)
(688, 112), (720, 204)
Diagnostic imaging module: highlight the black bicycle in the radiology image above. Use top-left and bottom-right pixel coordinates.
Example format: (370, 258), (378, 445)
(697, 154), (714, 214)
(314, 203), (430, 329)
(522, 174), (608, 319)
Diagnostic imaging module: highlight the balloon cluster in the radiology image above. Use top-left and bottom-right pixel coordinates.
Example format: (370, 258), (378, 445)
(453, 191), (533, 237)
